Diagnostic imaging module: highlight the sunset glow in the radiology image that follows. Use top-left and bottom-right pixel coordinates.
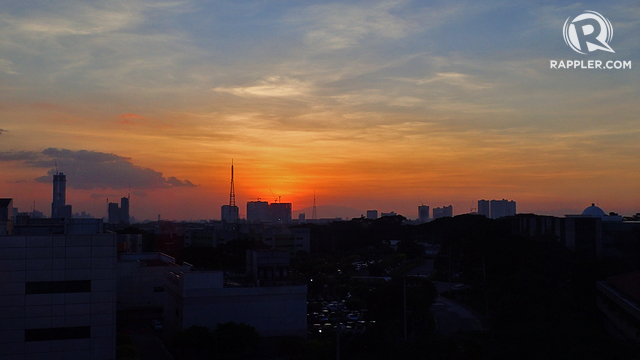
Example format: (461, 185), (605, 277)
(1, 1), (639, 220)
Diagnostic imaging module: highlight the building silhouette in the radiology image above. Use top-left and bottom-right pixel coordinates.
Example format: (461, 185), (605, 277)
(489, 199), (516, 219)
(51, 173), (72, 219)
(247, 201), (269, 223)
(221, 205), (239, 223)
(366, 210), (378, 220)
(1, 198), (116, 359)
(246, 200), (292, 224)
(108, 197), (130, 225)
(418, 205), (430, 223)
(433, 205), (453, 219)
(268, 202), (292, 225)
(478, 199), (490, 218)
(477, 199), (516, 219)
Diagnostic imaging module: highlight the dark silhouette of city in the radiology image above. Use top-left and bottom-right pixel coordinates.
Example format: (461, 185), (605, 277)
(1, 171), (639, 359)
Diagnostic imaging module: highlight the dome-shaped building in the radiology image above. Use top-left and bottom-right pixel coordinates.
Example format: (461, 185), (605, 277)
(581, 203), (607, 218)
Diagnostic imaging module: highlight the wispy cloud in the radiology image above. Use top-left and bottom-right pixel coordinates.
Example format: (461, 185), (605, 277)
(0, 59), (19, 75)
(214, 76), (312, 98)
(288, 1), (414, 50)
(392, 72), (493, 90)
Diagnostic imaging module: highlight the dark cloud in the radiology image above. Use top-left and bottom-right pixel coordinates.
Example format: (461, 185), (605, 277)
(0, 129), (7, 135)
(166, 176), (196, 187)
(0, 148), (197, 190)
(0, 151), (39, 161)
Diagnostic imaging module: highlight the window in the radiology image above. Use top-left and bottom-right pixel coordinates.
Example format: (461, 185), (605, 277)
(25, 326), (90, 342)
(25, 280), (91, 294)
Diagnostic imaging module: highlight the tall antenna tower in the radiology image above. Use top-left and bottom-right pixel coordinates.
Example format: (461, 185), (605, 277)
(312, 191), (318, 220)
(229, 160), (236, 207)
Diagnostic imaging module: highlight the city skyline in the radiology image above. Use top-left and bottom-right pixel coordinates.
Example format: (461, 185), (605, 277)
(1, 1), (639, 220)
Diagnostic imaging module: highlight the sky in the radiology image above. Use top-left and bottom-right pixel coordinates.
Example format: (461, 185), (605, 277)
(1, 0), (639, 221)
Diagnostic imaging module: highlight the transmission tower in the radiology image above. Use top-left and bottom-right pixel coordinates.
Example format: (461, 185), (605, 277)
(312, 191), (318, 220)
(229, 160), (236, 207)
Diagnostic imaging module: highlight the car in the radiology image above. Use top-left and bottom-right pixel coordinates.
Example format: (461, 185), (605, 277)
(347, 313), (359, 320)
(152, 319), (163, 331)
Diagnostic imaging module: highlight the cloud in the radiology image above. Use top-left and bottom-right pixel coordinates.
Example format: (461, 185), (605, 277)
(0, 150), (38, 161)
(287, 1), (415, 50)
(0, 129), (7, 135)
(0, 148), (197, 190)
(0, 59), (19, 75)
(214, 76), (311, 98)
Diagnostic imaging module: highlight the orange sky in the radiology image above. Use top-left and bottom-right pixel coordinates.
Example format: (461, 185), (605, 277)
(1, 1), (639, 220)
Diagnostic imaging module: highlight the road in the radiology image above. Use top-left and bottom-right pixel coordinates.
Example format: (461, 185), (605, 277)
(406, 260), (484, 336)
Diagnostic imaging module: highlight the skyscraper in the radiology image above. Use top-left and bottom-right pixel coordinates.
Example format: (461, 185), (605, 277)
(51, 173), (72, 219)
(120, 197), (130, 225)
(247, 201), (269, 223)
(221, 205), (239, 223)
(489, 199), (516, 219)
(478, 200), (490, 218)
(107, 197), (130, 225)
(108, 202), (120, 224)
(418, 205), (430, 223)
(268, 202), (292, 224)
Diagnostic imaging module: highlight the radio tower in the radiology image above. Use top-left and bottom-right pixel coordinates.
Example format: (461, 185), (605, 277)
(229, 160), (236, 207)
(312, 191), (318, 220)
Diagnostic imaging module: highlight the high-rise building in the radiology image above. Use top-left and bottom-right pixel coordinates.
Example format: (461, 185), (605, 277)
(247, 200), (292, 224)
(433, 205), (453, 219)
(51, 173), (72, 219)
(268, 202), (292, 224)
(221, 204), (239, 223)
(108, 202), (120, 224)
(489, 199), (516, 219)
(107, 197), (130, 225)
(247, 201), (269, 223)
(418, 205), (430, 223)
(366, 210), (378, 220)
(120, 197), (129, 225)
(478, 200), (490, 218)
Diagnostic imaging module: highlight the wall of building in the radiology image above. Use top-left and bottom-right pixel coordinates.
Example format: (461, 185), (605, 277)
(0, 234), (116, 360)
(164, 271), (307, 338)
(117, 253), (191, 319)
